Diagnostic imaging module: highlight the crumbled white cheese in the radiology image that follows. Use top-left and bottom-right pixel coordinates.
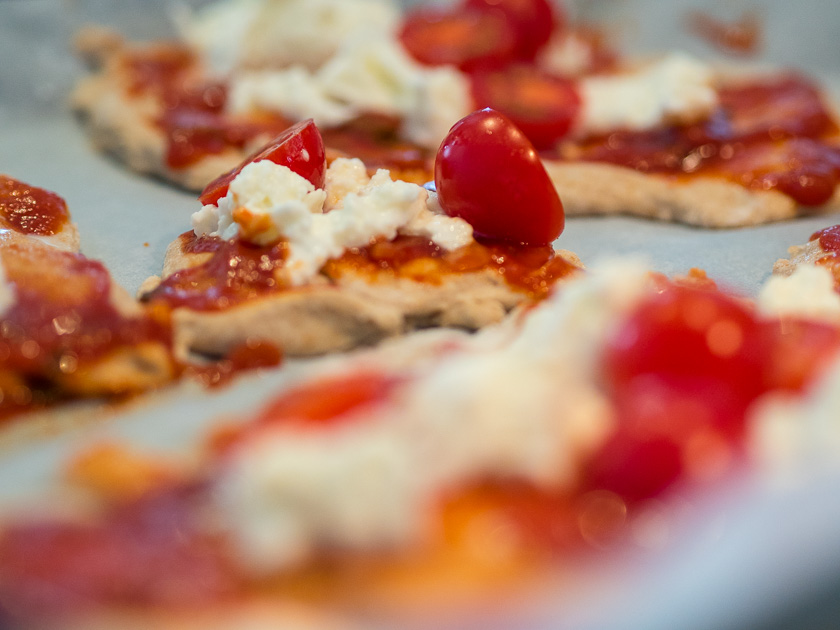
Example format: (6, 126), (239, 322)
(216, 422), (423, 573)
(317, 37), (421, 118)
(537, 32), (598, 78)
(0, 260), (16, 316)
(215, 261), (654, 574)
(180, 0), (399, 74)
(228, 67), (355, 129)
(228, 36), (472, 150)
(402, 66), (473, 151)
(574, 53), (718, 138)
(750, 352), (840, 482)
(758, 264), (840, 324)
(192, 158), (473, 285)
(323, 156), (371, 210)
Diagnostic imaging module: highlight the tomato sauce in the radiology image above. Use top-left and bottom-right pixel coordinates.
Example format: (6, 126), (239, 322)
(149, 232), (577, 312)
(0, 176), (70, 236)
(322, 114), (431, 175)
(0, 485), (238, 614)
(122, 46), (291, 169)
(184, 339), (282, 389)
(556, 76), (840, 206)
(326, 235), (578, 300)
(143, 236), (290, 311)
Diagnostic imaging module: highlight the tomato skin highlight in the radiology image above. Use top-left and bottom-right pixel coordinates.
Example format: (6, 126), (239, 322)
(465, 0), (561, 61)
(435, 108), (565, 245)
(198, 119), (326, 206)
(398, 6), (517, 72)
(470, 66), (581, 149)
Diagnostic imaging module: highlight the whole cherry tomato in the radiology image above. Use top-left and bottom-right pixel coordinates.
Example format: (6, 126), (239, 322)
(470, 66), (581, 149)
(198, 119), (326, 206)
(399, 6), (517, 72)
(465, 0), (561, 61)
(435, 108), (565, 245)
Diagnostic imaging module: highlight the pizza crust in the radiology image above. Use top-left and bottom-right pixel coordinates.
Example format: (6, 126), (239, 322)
(772, 238), (825, 276)
(544, 160), (840, 228)
(72, 68), (247, 192)
(71, 28), (262, 191)
(144, 234), (583, 361)
(0, 240), (176, 401)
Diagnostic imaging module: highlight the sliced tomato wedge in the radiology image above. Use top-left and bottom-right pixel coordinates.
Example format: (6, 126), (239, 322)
(470, 66), (581, 150)
(399, 6), (517, 72)
(435, 108), (565, 245)
(465, 0), (561, 61)
(198, 119), (326, 207)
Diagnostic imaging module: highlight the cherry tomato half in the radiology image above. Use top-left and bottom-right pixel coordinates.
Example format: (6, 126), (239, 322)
(399, 6), (517, 72)
(198, 119), (326, 206)
(465, 0), (561, 61)
(470, 66), (581, 150)
(435, 108), (565, 245)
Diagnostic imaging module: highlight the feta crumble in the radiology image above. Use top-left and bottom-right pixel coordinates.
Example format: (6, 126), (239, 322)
(228, 37), (473, 151)
(574, 53), (718, 138)
(758, 264), (840, 324)
(191, 158), (473, 285)
(180, 0), (399, 74)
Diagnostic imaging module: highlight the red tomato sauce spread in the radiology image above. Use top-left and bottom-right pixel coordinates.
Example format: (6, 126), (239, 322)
(326, 235), (578, 300)
(0, 175), (70, 236)
(0, 485), (239, 615)
(322, 114), (432, 177)
(0, 244), (171, 418)
(554, 76), (840, 206)
(122, 45), (291, 169)
(145, 231), (577, 312)
(143, 235), (291, 311)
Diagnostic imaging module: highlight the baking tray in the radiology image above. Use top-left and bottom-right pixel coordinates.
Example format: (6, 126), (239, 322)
(2, 1), (840, 628)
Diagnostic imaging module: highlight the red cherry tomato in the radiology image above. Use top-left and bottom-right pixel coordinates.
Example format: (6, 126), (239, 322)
(198, 119), (326, 206)
(812, 224), (840, 252)
(585, 375), (744, 502)
(761, 318), (840, 392)
(435, 108), (565, 245)
(470, 66), (581, 150)
(465, 0), (561, 61)
(398, 6), (517, 72)
(604, 283), (768, 406)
